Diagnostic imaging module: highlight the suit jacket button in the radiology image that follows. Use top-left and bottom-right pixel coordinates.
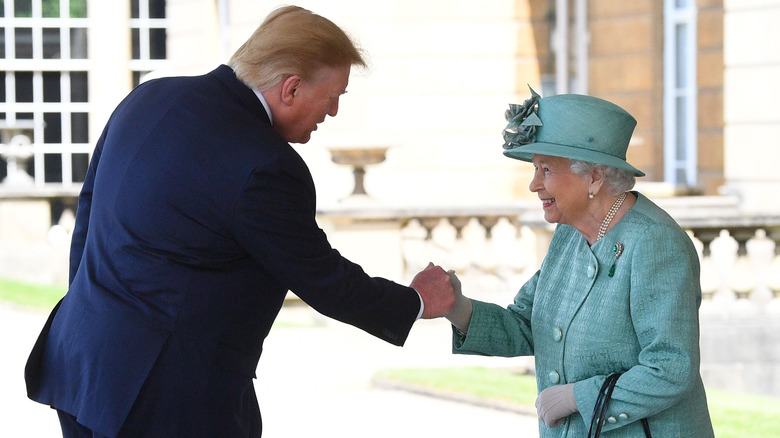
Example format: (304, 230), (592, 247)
(607, 416), (617, 424)
(618, 413), (629, 421)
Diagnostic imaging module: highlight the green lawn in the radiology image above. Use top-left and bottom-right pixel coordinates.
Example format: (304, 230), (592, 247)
(5, 277), (780, 438)
(375, 366), (780, 438)
(0, 277), (65, 310)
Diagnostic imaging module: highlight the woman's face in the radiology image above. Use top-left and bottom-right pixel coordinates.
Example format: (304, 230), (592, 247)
(528, 154), (591, 226)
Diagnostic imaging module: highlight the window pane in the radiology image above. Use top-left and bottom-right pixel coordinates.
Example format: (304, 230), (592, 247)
(675, 97), (687, 160)
(15, 27), (33, 58)
(24, 155), (35, 178)
(0, 28), (5, 58)
(676, 168), (687, 184)
(43, 28), (61, 59)
(71, 112), (88, 143)
(675, 24), (688, 88)
(15, 71), (33, 102)
(44, 153), (62, 182)
(72, 153), (89, 182)
(14, 0), (32, 18)
(24, 156), (35, 178)
(131, 28), (140, 59)
(42, 0), (60, 17)
(133, 71), (144, 87)
(149, 0), (165, 19)
(0, 72), (6, 102)
(70, 71), (88, 102)
(70, 28), (87, 58)
(131, 0), (139, 19)
(150, 28), (166, 59)
(69, 0), (87, 18)
(43, 112), (62, 143)
(43, 71), (60, 102)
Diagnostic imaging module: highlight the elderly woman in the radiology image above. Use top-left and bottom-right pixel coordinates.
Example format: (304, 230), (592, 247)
(445, 89), (714, 437)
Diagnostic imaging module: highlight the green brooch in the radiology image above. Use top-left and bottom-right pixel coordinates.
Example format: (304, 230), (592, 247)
(608, 242), (624, 278)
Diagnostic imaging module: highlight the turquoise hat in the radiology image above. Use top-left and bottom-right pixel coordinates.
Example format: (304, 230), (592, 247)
(502, 87), (645, 177)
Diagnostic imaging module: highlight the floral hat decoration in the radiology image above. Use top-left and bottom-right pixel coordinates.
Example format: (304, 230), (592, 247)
(502, 86), (645, 177)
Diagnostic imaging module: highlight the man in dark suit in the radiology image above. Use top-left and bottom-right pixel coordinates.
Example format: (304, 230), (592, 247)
(25, 6), (455, 437)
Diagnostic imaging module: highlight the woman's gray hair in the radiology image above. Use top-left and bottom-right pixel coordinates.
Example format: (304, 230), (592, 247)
(569, 159), (636, 195)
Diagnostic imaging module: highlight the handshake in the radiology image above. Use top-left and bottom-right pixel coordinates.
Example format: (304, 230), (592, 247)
(409, 262), (473, 332)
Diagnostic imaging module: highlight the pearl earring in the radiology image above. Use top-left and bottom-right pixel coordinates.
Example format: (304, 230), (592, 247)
(588, 193), (594, 199)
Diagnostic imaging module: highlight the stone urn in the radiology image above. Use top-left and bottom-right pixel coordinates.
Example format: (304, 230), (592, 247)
(0, 121), (36, 186)
(328, 146), (388, 199)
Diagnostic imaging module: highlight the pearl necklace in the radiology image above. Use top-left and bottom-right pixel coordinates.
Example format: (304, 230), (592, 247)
(596, 192), (627, 241)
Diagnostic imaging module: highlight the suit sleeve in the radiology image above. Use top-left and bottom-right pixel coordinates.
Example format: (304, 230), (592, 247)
(68, 126), (107, 285)
(574, 223), (703, 432)
(231, 150), (420, 345)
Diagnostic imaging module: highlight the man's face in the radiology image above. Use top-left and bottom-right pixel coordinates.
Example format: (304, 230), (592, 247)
(275, 65), (351, 144)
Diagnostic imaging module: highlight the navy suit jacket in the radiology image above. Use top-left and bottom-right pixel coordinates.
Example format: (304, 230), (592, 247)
(25, 65), (420, 437)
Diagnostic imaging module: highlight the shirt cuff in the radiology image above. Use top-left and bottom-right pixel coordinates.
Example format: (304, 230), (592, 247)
(413, 288), (424, 320)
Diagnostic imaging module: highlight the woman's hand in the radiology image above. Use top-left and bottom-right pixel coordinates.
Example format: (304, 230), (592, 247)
(444, 270), (473, 333)
(535, 383), (578, 428)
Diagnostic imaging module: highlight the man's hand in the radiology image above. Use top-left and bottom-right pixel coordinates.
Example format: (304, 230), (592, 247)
(535, 383), (578, 428)
(410, 262), (455, 319)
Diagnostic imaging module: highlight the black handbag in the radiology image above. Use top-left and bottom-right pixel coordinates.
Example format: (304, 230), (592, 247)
(587, 373), (651, 437)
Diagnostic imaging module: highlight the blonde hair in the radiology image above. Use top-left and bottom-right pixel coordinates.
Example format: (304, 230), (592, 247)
(228, 5), (366, 91)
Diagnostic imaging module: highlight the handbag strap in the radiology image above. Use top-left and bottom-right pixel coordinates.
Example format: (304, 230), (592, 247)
(588, 373), (620, 437)
(587, 373), (651, 438)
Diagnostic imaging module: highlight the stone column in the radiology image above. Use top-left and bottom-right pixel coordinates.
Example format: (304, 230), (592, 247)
(88, 0), (132, 139)
(721, 0), (780, 213)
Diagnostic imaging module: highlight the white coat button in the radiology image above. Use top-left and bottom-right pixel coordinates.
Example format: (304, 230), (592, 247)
(587, 265), (596, 278)
(607, 416), (617, 424)
(618, 413), (629, 421)
(548, 370), (560, 384)
(553, 327), (563, 342)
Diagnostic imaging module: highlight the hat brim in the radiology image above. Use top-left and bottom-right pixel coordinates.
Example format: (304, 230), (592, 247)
(503, 142), (646, 177)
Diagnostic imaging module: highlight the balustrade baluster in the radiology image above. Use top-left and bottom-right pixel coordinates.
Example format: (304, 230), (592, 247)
(766, 227), (780, 313)
(477, 216), (499, 239)
(692, 229), (720, 302)
(418, 217), (440, 241)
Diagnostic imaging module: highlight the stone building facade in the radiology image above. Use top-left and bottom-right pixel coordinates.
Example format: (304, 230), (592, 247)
(0, 0), (779, 397)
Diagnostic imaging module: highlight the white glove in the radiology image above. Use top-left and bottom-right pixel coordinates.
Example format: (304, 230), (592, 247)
(535, 383), (578, 428)
(445, 270), (473, 333)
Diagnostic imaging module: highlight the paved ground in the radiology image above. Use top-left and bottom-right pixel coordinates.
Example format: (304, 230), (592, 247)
(1, 302), (540, 437)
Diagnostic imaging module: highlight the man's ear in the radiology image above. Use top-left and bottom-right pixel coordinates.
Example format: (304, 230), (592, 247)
(280, 75), (301, 106)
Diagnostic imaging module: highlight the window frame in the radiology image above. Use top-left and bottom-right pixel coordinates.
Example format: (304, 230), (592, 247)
(663, 0), (698, 187)
(0, 0), (91, 189)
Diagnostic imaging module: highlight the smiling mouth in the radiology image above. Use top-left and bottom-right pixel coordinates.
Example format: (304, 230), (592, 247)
(541, 198), (555, 208)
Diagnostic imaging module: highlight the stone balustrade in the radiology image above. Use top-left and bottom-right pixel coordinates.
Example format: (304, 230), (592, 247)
(318, 195), (780, 316)
(317, 194), (780, 397)
(0, 191), (778, 395)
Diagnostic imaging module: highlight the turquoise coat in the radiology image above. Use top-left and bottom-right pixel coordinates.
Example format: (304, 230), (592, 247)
(453, 193), (714, 437)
